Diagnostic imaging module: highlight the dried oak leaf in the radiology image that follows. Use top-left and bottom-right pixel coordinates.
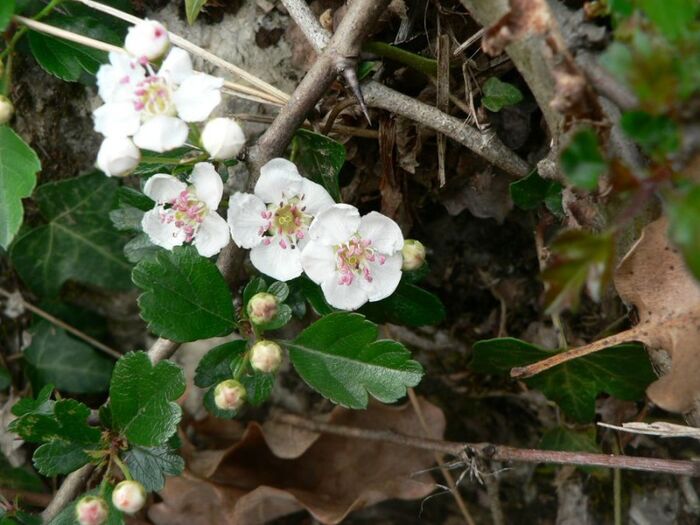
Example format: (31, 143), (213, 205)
(481, 0), (552, 56)
(150, 398), (445, 525)
(614, 217), (700, 414)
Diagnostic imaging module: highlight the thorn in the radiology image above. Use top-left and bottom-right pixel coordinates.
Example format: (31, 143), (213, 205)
(340, 63), (371, 126)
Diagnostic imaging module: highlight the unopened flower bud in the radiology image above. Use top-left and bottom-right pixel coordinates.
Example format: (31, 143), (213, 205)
(214, 379), (246, 411)
(124, 19), (170, 61)
(76, 496), (109, 525)
(246, 292), (278, 325)
(250, 340), (283, 373)
(112, 480), (146, 515)
(0, 95), (14, 125)
(401, 239), (426, 271)
(202, 118), (246, 160)
(96, 137), (141, 177)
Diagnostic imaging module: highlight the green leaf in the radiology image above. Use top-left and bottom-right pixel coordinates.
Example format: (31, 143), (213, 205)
(542, 230), (615, 314)
(560, 129), (606, 190)
(0, 127), (40, 249)
(620, 110), (680, 158)
(291, 129), (344, 202)
(286, 313), (423, 409)
(117, 186), (154, 212)
(124, 446), (184, 491)
(185, 0), (207, 25)
(11, 384), (53, 417)
(0, 368), (10, 391)
(194, 340), (246, 388)
(23, 321), (113, 394)
(48, 484), (123, 525)
(0, 454), (44, 492)
(540, 427), (599, 454)
(639, 0), (699, 40)
(481, 77), (524, 112)
(124, 233), (161, 263)
(267, 281), (289, 302)
(257, 304), (293, 331)
(293, 276), (335, 315)
(0, 0), (14, 32)
(33, 440), (90, 476)
(109, 206), (145, 233)
(10, 173), (132, 296)
(668, 185), (700, 280)
(240, 371), (274, 406)
(10, 398), (100, 445)
(359, 282), (445, 327)
(109, 351), (185, 447)
(132, 246), (235, 342)
(362, 41), (437, 77)
(472, 338), (655, 422)
(510, 170), (563, 212)
(243, 277), (268, 307)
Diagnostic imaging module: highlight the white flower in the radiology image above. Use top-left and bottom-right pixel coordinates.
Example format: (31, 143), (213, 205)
(112, 480), (146, 514)
(214, 379), (246, 411)
(141, 162), (230, 257)
(227, 158), (335, 281)
(0, 95), (13, 124)
(96, 137), (141, 177)
(250, 340), (283, 373)
(93, 48), (223, 153)
(301, 204), (404, 310)
(202, 117), (246, 160)
(76, 496), (109, 525)
(124, 19), (170, 61)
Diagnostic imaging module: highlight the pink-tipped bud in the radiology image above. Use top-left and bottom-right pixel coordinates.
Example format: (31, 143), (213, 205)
(250, 340), (283, 373)
(246, 292), (278, 325)
(124, 19), (170, 61)
(76, 496), (109, 525)
(214, 379), (247, 411)
(111, 480), (146, 515)
(202, 118), (246, 160)
(401, 239), (426, 271)
(0, 95), (14, 125)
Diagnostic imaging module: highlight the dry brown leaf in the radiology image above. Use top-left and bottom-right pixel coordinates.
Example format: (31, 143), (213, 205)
(481, 0), (552, 56)
(151, 398), (445, 525)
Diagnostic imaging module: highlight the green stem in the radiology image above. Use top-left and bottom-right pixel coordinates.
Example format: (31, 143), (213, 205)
(363, 41), (438, 77)
(112, 455), (132, 481)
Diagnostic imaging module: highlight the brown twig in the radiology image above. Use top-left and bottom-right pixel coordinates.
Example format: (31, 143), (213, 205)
(273, 413), (700, 477)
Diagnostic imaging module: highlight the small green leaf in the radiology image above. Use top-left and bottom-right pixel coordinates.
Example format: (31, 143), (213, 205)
(0, 0), (15, 33)
(293, 276), (335, 315)
(240, 371), (274, 406)
(124, 233), (161, 263)
(132, 246), (236, 342)
(10, 398), (100, 445)
(0, 127), (40, 249)
(185, 0), (207, 25)
(124, 446), (184, 491)
(286, 313), (423, 409)
(23, 321), (113, 394)
(668, 185), (700, 280)
(11, 384), (53, 417)
(109, 206), (145, 232)
(540, 427), (599, 454)
(359, 282), (445, 327)
(0, 454), (45, 492)
(117, 186), (154, 212)
(639, 0), (699, 40)
(560, 129), (606, 190)
(267, 281), (289, 302)
(110, 351), (186, 447)
(481, 77), (524, 112)
(510, 170), (563, 212)
(291, 129), (345, 202)
(194, 340), (247, 388)
(10, 173), (132, 297)
(243, 277), (268, 307)
(620, 110), (680, 158)
(33, 440), (90, 476)
(472, 338), (655, 422)
(0, 368), (10, 391)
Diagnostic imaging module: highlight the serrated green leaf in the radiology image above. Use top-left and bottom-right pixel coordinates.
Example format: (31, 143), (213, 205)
(472, 338), (655, 422)
(240, 371), (275, 406)
(194, 340), (247, 388)
(510, 170), (563, 212)
(116, 186), (154, 211)
(11, 384), (53, 417)
(482, 77), (524, 112)
(10, 398), (100, 445)
(23, 321), (113, 394)
(0, 0), (15, 33)
(33, 440), (90, 476)
(48, 484), (123, 525)
(0, 127), (40, 249)
(123, 233), (161, 263)
(286, 313), (423, 409)
(132, 246), (235, 342)
(540, 427), (599, 453)
(10, 173), (132, 297)
(185, 0), (207, 25)
(123, 446), (184, 491)
(560, 128), (606, 190)
(620, 110), (680, 158)
(359, 282), (445, 327)
(110, 351), (185, 447)
(291, 129), (344, 202)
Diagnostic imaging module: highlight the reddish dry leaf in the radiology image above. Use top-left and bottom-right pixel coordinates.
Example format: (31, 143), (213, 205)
(151, 398), (445, 525)
(481, 0), (552, 56)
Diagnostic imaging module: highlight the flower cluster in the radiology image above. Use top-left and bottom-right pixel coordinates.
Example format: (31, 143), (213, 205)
(93, 20), (245, 177)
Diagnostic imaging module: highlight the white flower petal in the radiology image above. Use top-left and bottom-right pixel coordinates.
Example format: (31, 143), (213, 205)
(255, 158), (303, 204)
(308, 204), (361, 246)
(133, 115), (188, 152)
(96, 137), (140, 177)
(227, 192), (267, 249)
(300, 240), (337, 284)
(321, 276), (368, 310)
(173, 74), (223, 122)
(250, 238), (303, 281)
(362, 252), (403, 302)
(142, 207), (186, 250)
(189, 162), (222, 210)
(143, 174), (186, 203)
(97, 52), (143, 103)
(300, 178), (335, 216)
(358, 211), (404, 254)
(159, 47), (193, 85)
(193, 212), (230, 257)
(201, 118), (245, 160)
(124, 19), (170, 61)
(93, 102), (140, 137)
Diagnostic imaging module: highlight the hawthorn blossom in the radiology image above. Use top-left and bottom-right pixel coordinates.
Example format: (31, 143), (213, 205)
(76, 496), (109, 525)
(141, 162), (230, 257)
(112, 480), (146, 514)
(124, 19), (170, 61)
(202, 117), (246, 160)
(301, 204), (404, 310)
(96, 136), (140, 177)
(227, 158), (334, 281)
(93, 47), (223, 153)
